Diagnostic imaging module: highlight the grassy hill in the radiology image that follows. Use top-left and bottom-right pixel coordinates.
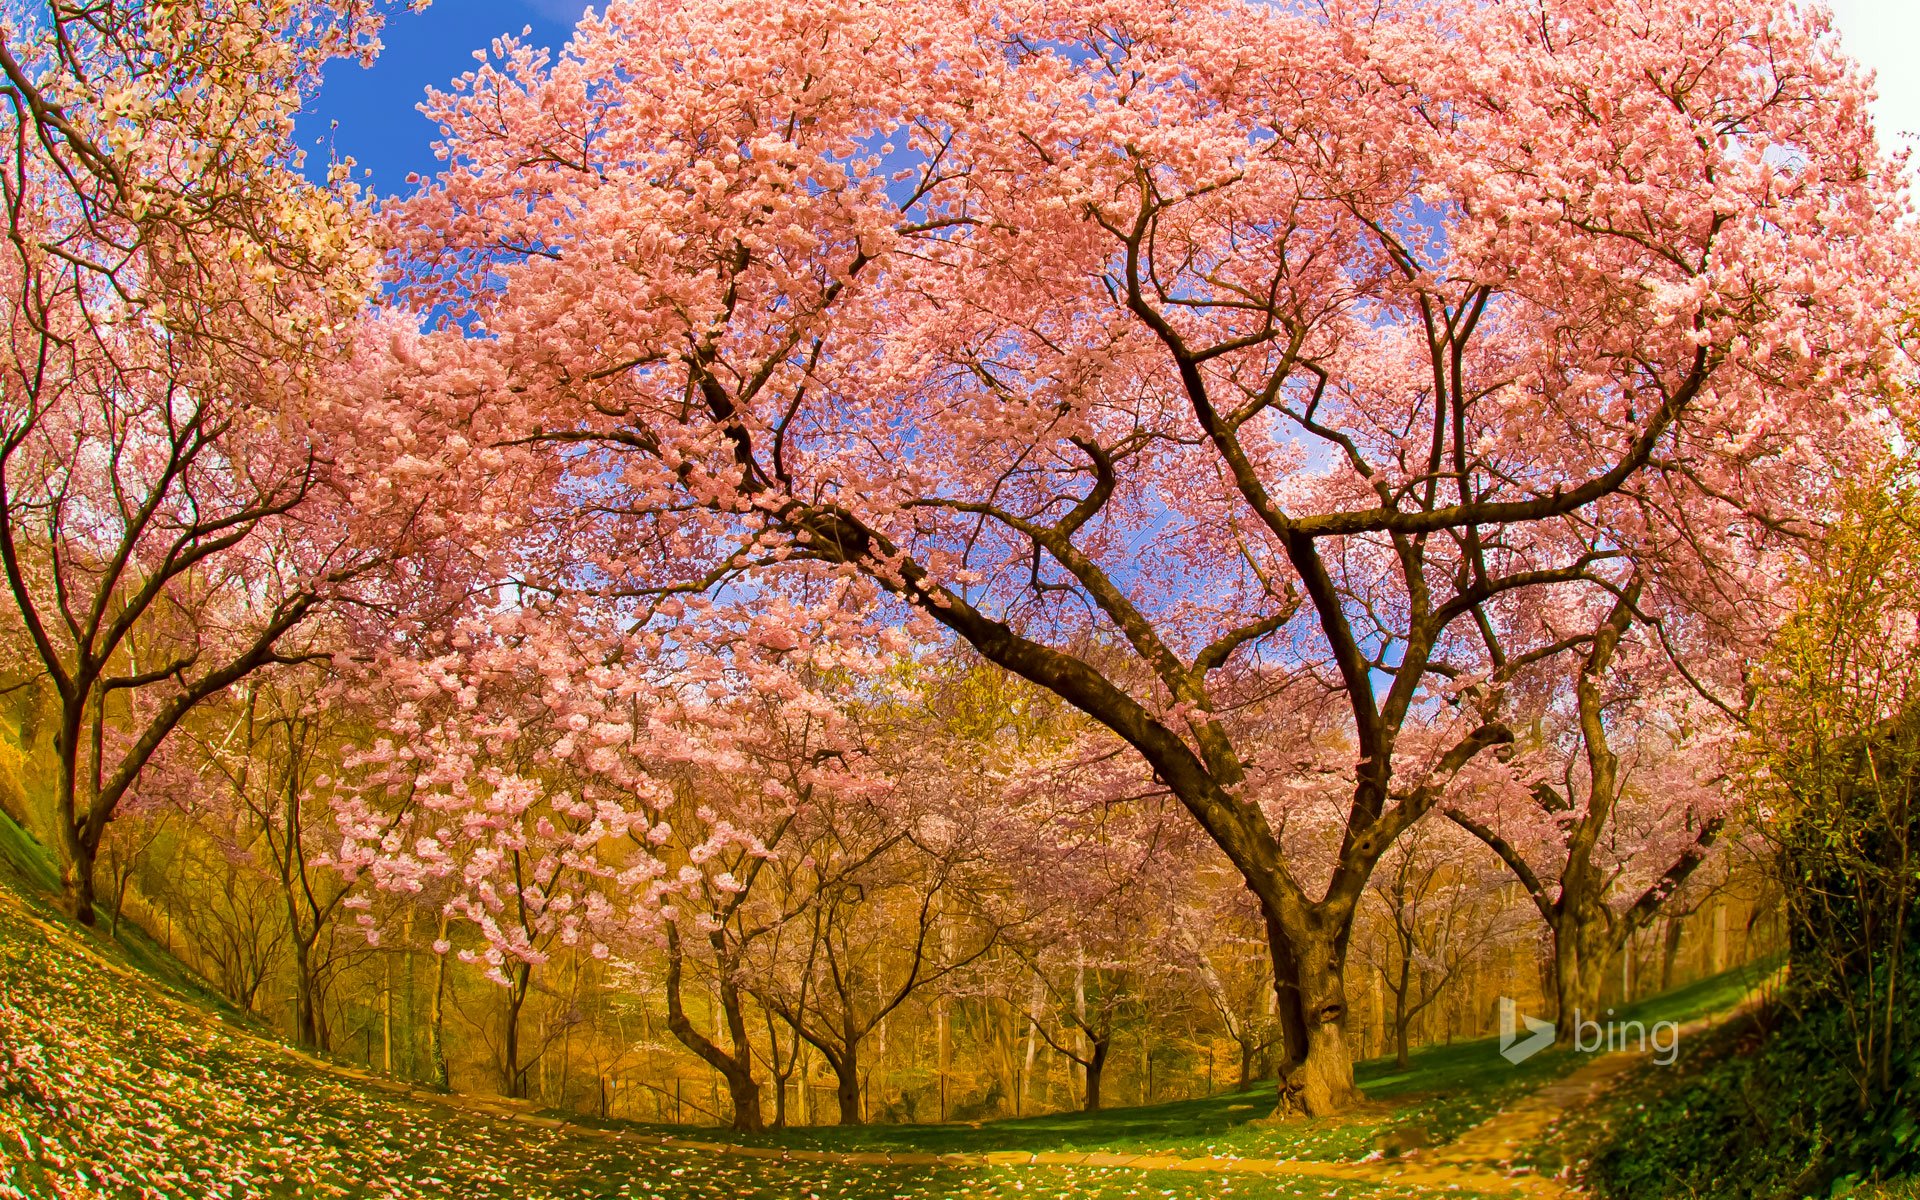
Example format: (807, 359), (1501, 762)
(0, 814), (1771, 1200)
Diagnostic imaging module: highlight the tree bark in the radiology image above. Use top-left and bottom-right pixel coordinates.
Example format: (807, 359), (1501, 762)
(1551, 912), (1613, 1046)
(1019, 973), (1043, 1114)
(108, 866), (133, 937)
(661, 925), (765, 1132)
(291, 935), (326, 1052)
(1082, 1034), (1109, 1112)
(56, 744), (96, 924)
(1266, 911), (1363, 1116)
(1660, 915), (1684, 992)
(503, 959), (531, 1099)
(830, 1035), (861, 1125)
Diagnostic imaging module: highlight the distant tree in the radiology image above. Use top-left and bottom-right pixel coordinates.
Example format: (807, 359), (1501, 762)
(1447, 587), (1740, 1040)
(1356, 820), (1516, 1066)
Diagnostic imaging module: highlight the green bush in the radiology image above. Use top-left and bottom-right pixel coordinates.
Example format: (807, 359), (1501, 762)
(1587, 953), (1920, 1199)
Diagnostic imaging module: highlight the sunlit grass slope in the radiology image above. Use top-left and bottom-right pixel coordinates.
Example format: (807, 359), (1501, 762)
(0, 812), (1771, 1200)
(0, 820), (1440, 1200)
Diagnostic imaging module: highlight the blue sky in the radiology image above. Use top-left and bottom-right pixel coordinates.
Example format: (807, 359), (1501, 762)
(294, 0), (589, 195)
(301, 1), (1919, 199)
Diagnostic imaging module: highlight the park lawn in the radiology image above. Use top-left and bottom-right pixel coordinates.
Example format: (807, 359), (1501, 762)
(0, 810), (1763, 1199)
(582, 1025), (1585, 1168)
(0, 820), (1487, 1200)
(574, 962), (1778, 1169)
(610, 1044), (1564, 1163)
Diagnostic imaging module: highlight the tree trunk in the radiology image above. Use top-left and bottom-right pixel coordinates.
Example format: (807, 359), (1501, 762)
(381, 951), (393, 1074)
(660, 926), (764, 1132)
(1019, 973), (1042, 1115)
(58, 814), (98, 926)
(1552, 914), (1613, 1048)
(503, 960), (530, 1098)
(714, 975), (764, 1132)
(1392, 955), (1413, 1067)
(829, 1032), (862, 1125)
(936, 990), (951, 1122)
(798, 1044), (811, 1126)
(53, 708), (96, 926)
(1238, 1038), (1254, 1091)
(1082, 1035), (1109, 1112)
(1660, 915), (1684, 992)
(717, 1062), (764, 1131)
(428, 915), (451, 1092)
(292, 936), (326, 1051)
(1267, 912), (1363, 1116)
(109, 868), (133, 937)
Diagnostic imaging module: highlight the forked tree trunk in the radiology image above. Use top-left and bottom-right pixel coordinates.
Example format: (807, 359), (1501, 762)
(661, 926), (765, 1132)
(1266, 913), (1364, 1117)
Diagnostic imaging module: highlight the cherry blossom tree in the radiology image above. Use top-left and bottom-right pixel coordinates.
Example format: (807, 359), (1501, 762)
(747, 767), (1009, 1126)
(1007, 806), (1196, 1111)
(337, 580), (906, 1115)
(1182, 892), (1279, 1093)
(1355, 818), (1519, 1066)
(335, 611), (646, 1098)
(0, 0), (425, 922)
(185, 669), (395, 1051)
(644, 655), (891, 1132)
(1446, 588), (1740, 1040)
(390, 0), (1913, 1113)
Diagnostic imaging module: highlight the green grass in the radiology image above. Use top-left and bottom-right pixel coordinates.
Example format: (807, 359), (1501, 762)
(0, 809), (1773, 1199)
(566, 965), (1779, 1177)
(582, 1015), (1599, 1166)
(1610, 954), (1784, 1030)
(0, 806), (254, 1023)
(0, 843), (1477, 1200)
